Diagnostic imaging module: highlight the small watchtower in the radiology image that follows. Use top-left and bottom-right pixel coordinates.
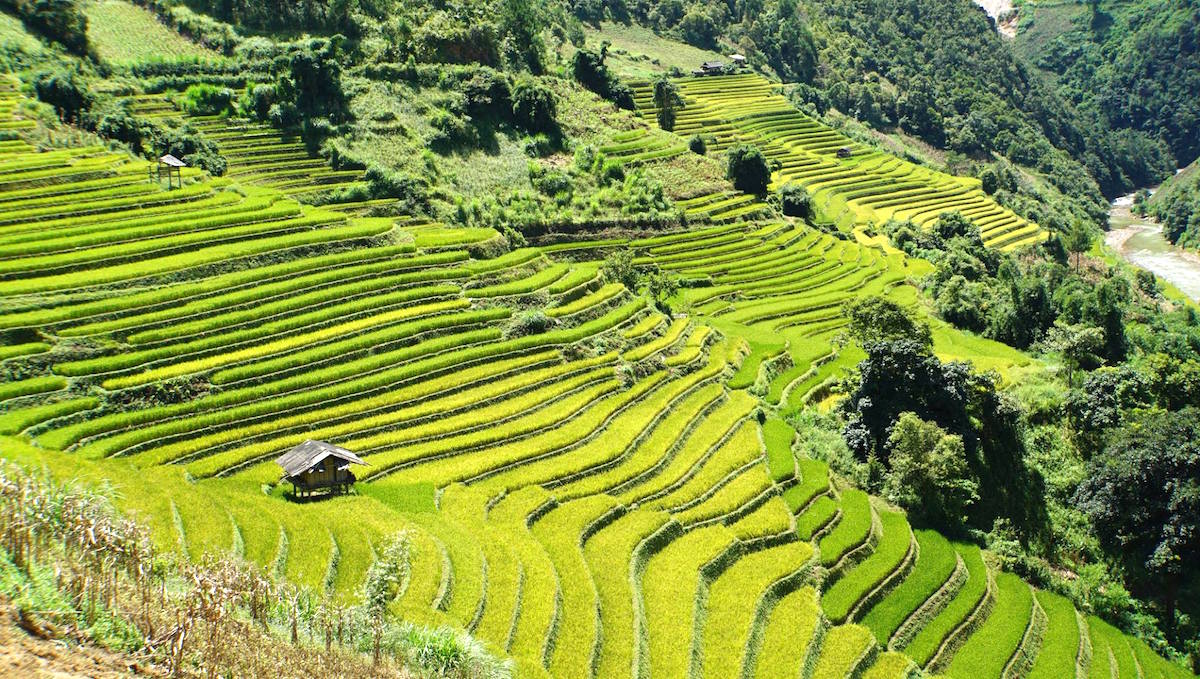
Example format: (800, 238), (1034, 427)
(155, 154), (186, 189)
(275, 440), (367, 499)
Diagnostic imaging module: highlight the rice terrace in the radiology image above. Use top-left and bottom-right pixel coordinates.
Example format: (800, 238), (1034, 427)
(0, 0), (1198, 677)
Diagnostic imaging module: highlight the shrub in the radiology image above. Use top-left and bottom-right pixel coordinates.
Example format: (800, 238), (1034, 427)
(511, 79), (557, 134)
(462, 69), (512, 122)
(507, 310), (552, 337)
(180, 84), (236, 116)
(364, 166), (429, 209)
(778, 183), (811, 218)
(725, 144), (769, 195)
(92, 104), (150, 153)
(238, 83), (277, 120)
(687, 134), (706, 155)
(428, 109), (478, 152)
(32, 68), (92, 122)
(529, 166), (572, 199)
(154, 124), (227, 175)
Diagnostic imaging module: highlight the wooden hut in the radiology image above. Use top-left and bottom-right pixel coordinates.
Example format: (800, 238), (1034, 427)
(155, 154), (186, 189)
(275, 440), (366, 498)
(730, 54), (747, 67)
(700, 61), (726, 75)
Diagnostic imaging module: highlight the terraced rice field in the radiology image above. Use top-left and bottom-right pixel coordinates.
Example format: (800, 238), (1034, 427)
(125, 94), (376, 205)
(0, 79), (1189, 679)
(630, 74), (1046, 251)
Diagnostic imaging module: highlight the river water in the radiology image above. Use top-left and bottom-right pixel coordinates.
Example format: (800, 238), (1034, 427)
(1105, 194), (1200, 302)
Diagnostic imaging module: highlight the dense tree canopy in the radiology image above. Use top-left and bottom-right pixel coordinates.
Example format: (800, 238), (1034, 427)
(1076, 408), (1200, 636)
(725, 144), (769, 195)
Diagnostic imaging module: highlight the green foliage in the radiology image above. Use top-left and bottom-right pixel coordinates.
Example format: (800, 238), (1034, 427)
(725, 143), (769, 196)
(511, 79), (557, 134)
(1148, 163), (1200, 248)
(180, 83), (235, 116)
(883, 413), (978, 531)
(651, 76), (682, 131)
(571, 45), (634, 109)
(842, 339), (1044, 536)
(601, 248), (639, 291)
(777, 182), (811, 219)
(1076, 408), (1200, 632)
(1064, 220), (1095, 269)
(2, 0), (89, 54)
(32, 67), (91, 122)
(687, 133), (706, 155)
(843, 295), (932, 348)
(1023, 0), (1200, 173)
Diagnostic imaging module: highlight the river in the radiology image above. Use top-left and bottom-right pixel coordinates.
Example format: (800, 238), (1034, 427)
(1105, 193), (1200, 302)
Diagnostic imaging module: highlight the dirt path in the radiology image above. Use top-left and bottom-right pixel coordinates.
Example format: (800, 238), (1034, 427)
(0, 606), (164, 678)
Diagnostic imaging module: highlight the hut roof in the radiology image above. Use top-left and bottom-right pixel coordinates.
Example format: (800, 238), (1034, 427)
(702, 61), (725, 70)
(275, 440), (366, 478)
(730, 54), (746, 62)
(159, 154), (187, 168)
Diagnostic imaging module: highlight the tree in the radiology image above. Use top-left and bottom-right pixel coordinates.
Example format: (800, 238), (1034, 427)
(843, 295), (933, 348)
(601, 248), (639, 291)
(1075, 408), (1200, 639)
(32, 68), (92, 123)
(1043, 321), (1104, 388)
(571, 45), (633, 109)
(1064, 220), (1095, 270)
(778, 183), (812, 219)
(687, 134), (706, 155)
(511, 79), (557, 134)
(498, 0), (546, 73)
(646, 268), (678, 311)
(884, 413), (978, 531)
(725, 144), (770, 195)
(359, 532), (411, 664)
(652, 77), (683, 132)
(677, 9), (716, 49)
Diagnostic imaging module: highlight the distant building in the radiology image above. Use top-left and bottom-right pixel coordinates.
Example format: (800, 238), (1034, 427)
(730, 54), (747, 67)
(275, 440), (366, 498)
(154, 154), (186, 190)
(836, 146), (853, 159)
(700, 61), (725, 75)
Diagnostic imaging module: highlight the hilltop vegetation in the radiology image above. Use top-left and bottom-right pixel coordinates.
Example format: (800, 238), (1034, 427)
(0, 0), (1198, 676)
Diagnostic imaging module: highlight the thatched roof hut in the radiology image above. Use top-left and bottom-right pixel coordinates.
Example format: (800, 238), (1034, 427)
(275, 440), (366, 498)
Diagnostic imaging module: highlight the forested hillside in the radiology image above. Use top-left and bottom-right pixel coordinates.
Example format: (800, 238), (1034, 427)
(1014, 0), (1200, 175)
(0, 0), (1198, 677)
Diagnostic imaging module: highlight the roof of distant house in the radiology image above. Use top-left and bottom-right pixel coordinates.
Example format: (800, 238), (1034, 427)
(159, 154), (186, 167)
(275, 440), (366, 478)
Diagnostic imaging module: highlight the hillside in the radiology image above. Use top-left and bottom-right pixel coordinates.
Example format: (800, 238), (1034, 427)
(1146, 161), (1200, 248)
(1013, 0), (1200, 172)
(0, 0), (1199, 677)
